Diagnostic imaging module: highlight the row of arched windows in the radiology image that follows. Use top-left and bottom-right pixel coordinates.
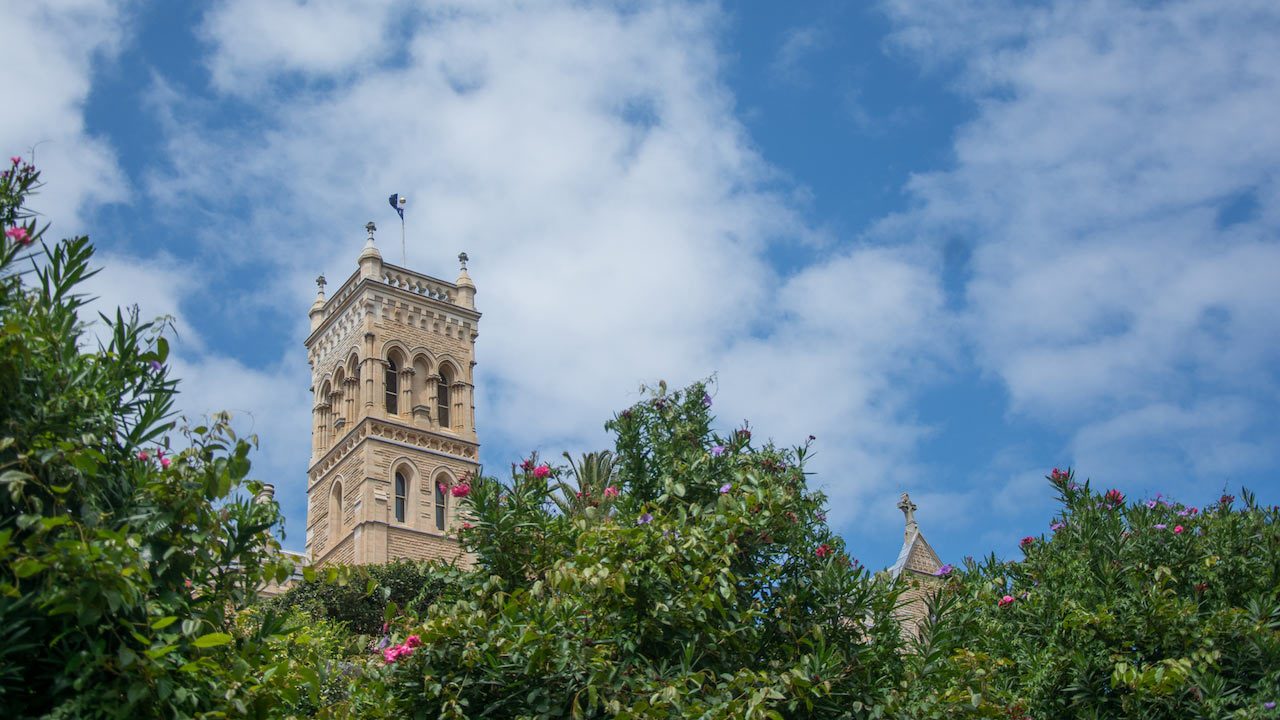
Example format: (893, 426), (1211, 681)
(382, 348), (458, 428)
(327, 466), (456, 549)
(315, 349), (465, 454)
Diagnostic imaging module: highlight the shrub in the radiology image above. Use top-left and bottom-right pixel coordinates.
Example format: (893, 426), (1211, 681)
(351, 381), (908, 719)
(896, 470), (1280, 718)
(0, 159), (297, 718)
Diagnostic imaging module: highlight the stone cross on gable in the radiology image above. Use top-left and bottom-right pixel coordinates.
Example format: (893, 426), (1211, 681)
(898, 492), (919, 534)
(315, 275), (327, 292)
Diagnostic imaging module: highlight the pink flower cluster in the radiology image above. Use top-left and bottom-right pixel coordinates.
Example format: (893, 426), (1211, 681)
(998, 594), (1015, 608)
(533, 464), (550, 479)
(603, 486), (620, 498)
(1104, 489), (1125, 508)
(5, 226), (30, 246)
(450, 482), (471, 498)
(136, 448), (171, 469)
(382, 634), (422, 664)
(815, 543), (833, 559)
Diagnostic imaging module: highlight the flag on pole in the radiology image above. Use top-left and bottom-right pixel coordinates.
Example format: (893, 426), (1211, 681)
(388, 193), (406, 220)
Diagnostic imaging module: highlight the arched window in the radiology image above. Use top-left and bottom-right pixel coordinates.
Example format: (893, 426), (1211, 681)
(437, 365), (452, 429)
(394, 471), (407, 523)
(434, 476), (448, 531)
(329, 480), (343, 545)
(385, 359), (399, 414)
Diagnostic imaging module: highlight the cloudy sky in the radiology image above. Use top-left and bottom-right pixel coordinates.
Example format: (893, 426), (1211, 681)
(5, 0), (1278, 567)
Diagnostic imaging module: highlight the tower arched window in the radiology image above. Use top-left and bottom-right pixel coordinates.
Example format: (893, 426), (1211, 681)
(394, 471), (407, 523)
(434, 476), (448, 531)
(437, 365), (452, 429)
(385, 359), (399, 415)
(329, 480), (343, 546)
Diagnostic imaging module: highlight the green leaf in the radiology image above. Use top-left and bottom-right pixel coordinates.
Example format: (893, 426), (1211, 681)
(151, 616), (178, 630)
(191, 632), (233, 648)
(13, 558), (46, 578)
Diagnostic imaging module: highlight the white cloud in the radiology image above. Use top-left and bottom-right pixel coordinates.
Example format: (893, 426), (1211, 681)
(200, 0), (403, 94)
(880, 0), (1280, 494)
(0, 0), (128, 231)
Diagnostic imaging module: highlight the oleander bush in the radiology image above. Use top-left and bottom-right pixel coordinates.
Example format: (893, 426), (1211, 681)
(892, 470), (1280, 719)
(0, 159), (315, 718)
(345, 381), (909, 719)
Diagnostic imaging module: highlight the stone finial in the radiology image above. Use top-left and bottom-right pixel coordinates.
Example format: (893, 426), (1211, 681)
(309, 274), (328, 329)
(315, 274), (327, 294)
(455, 251), (476, 309)
(458, 252), (469, 271)
(898, 492), (919, 536)
(359, 221), (383, 278)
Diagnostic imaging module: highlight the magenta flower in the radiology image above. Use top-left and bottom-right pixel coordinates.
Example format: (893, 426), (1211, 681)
(1154, 523), (1167, 530)
(934, 564), (954, 577)
(1104, 489), (1125, 507)
(1146, 499), (1158, 509)
(719, 483), (732, 494)
(815, 543), (832, 559)
(533, 464), (550, 479)
(603, 486), (620, 498)
(160, 457), (171, 469)
(1174, 525), (1184, 534)
(5, 226), (31, 245)
(998, 594), (1015, 608)
(1019, 536), (1034, 548)
(1050, 521), (1066, 531)
(9, 156), (19, 165)
(710, 445), (725, 457)
(137, 451), (149, 461)
(450, 482), (471, 498)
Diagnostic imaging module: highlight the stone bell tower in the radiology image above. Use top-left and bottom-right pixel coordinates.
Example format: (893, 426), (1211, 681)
(304, 221), (479, 567)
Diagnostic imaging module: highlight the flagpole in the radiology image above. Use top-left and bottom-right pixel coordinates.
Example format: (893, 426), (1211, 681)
(401, 215), (406, 266)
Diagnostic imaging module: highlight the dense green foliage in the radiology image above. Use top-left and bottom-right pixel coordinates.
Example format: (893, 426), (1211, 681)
(346, 382), (907, 718)
(267, 559), (465, 636)
(895, 471), (1280, 718)
(0, 161), (314, 718)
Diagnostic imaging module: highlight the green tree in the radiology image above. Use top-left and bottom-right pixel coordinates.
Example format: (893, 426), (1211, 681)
(0, 159), (303, 718)
(346, 381), (907, 719)
(895, 471), (1280, 719)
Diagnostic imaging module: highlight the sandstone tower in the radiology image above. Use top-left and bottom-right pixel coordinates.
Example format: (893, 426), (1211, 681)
(304, 222), (479, 566)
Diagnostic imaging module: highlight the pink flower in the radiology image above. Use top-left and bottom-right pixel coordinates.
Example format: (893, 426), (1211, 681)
(1020, 536), (1034, 548)
(9, 156), (19, 166)
(160, 457), (171, 469)
(5, 226), (30, 245)
(450, 482), (471, 498)
(461, 521), (473, 529)
(1174, 525), (1184, 534)
(533, 464), (550, 479)
(404, 634), (422, 648)
(815, 544), (832, 559)
(136, 451), (149, 461)
(603, 486), (620, 498)
(719, 483), (732, 494)
(1104, 489), (1125, 507)
(998, 594), (1015, 608)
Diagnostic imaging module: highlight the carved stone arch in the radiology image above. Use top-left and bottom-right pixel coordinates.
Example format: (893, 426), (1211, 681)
(379, 338), (412, 362)
(434, 356), (465, 431)
(389, 457), (418, 527)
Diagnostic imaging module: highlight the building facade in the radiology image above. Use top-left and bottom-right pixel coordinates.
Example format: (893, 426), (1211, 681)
(304, 222), (479, 567)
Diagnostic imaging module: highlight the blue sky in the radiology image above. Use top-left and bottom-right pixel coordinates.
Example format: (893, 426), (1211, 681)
(5, 0), (1279, 569)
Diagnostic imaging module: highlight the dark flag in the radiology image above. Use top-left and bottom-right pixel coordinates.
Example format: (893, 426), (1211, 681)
(389, 193), (405, 220)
